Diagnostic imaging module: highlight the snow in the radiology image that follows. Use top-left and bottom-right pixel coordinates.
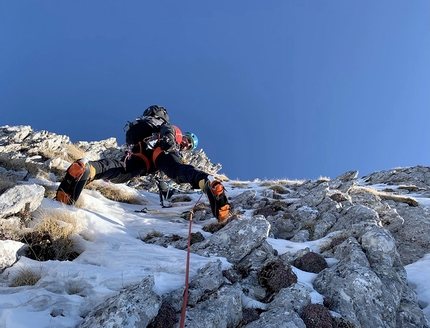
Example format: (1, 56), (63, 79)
(406, 254), (430, 320)
(0, 180), (429, 327)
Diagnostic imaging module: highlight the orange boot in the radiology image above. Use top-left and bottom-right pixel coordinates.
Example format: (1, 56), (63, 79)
(56, 159), (95, 205)
(200, 177), (231, 223)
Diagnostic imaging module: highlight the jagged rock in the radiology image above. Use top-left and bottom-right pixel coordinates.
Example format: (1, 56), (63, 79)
(301, 182), (329, 207)
(165, 260), (228, 314)
(386, 201), (430, 265)
(75, 138), (123, 161)
(186, 260), (225, 306)
(0, 184), (45, 219)
(163, 286), (186, 314)
(0, 167), (28, 182)
(314, 237), (429, 328)
(254, 206), (278, 217)
(244, 307), (305, 328)
(329, 170), (359, 192)
(349, 185), (383, 208)
(336, 170), (359, 183)
(237, 240), (277, 273)
(359, 225), (401, 268)
(179, 284), (242, 328)
(375, 204), (405, 231)
(244, 284), (311, 328)
(0, 240), (25, 272)
(328, 205), (380, 235)
(292, 206), (320, 228)
(291, 229), (310, 242)
(231, 190), (258, 210)
(182, 149), (223, 176)
(78, 276), (161, 328)
(266, 212), (296, 239)
(313, 211), (338, 239)
(1, 126), (70, 159)
(239, 271), (267, 302)
(316, 193), (346, 214)
(363, 166), (430, 189)
(191, 215), (270, 264)
(0, 125), (33, 144)
(269, 284), (311, 313)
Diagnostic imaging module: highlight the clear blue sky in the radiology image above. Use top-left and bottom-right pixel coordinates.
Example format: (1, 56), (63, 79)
(1, 1), (429, 181)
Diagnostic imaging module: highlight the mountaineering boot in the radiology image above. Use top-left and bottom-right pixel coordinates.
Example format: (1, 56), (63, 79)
(200, 176), (231, 223)
(56, 158), (95, 205)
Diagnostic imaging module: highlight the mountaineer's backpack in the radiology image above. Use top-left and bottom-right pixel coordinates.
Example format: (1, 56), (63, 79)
(124, 105), (170, 145)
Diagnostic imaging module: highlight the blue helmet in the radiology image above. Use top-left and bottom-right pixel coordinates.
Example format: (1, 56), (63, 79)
(183, 132), (198, 150)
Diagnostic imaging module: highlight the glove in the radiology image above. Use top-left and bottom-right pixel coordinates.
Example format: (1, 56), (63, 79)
(159, 134), (179, 153)
(159, 124), (179, 153)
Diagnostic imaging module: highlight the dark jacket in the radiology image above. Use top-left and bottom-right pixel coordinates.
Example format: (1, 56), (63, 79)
(90, 106), (207, 188)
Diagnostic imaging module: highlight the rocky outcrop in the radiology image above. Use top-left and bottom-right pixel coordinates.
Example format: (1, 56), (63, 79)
(0, 184), (45, 219)
(78, 276), (161, 328)
(1, 125), (430, 328)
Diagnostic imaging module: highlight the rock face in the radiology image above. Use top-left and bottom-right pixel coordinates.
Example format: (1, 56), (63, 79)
(78, 276), (161, 328)
(0, 184), (45, 219)
(1, 125), (430, 328)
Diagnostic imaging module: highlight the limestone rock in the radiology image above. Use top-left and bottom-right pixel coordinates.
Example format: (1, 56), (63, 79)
(0, 184), (45, 219)
(0, 240), (25, 272)
(78, 276), (161, 328)
(190, 215), (270, 264)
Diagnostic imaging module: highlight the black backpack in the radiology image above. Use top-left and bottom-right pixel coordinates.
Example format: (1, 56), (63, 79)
(124, 105), (170, 145)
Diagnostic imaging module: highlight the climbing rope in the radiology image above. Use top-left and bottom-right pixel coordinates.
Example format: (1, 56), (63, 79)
(179, 192), (204, 328)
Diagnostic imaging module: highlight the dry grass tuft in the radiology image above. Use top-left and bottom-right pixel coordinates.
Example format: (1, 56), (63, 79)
(349, 185), (379, 196)
(259, 179), (303, 187)
(37, 209), (80, 235)
(10, 267), (42, 287)
(350, 186), (419, 207)
(213, 173), (229, 182)
(259, 180), (277, 187)
(230, 181), (251, 188)
(42, 185), (57, 199)
(85, 183), (143, 204)
(140, 230), (164, 243)
(36, 143), (86, 162)
(317, 176), (331, 183)
(269, 185), (288, 194)
(22, 210), (81, 261)
(378, 192), (419, 206)
(64, 144), (86, 162)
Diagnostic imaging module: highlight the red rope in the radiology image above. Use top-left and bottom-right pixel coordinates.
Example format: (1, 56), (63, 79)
(180, 193), (203, 328)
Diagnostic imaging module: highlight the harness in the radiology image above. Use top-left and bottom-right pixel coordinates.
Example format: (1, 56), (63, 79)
(124, 132), (190, 207)
(123, 141), (164, 172)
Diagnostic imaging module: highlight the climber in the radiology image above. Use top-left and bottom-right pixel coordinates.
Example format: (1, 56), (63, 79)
(55, 105), (231, 223)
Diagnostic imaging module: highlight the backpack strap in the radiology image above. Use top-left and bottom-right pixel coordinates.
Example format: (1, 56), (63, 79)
(124, 142), (151, 171)
(152, 146), (164, 165)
